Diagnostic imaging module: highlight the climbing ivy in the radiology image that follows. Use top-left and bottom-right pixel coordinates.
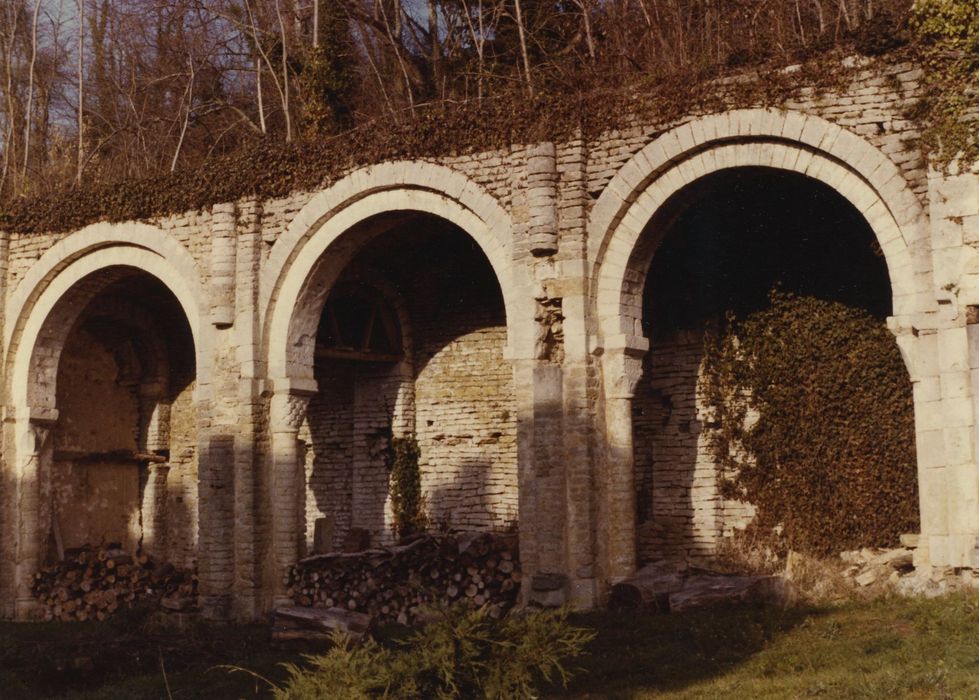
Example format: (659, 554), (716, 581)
(701, 291), (918, 555)
(388, 435), (427, 540)
(0, 46), (868, 236)
(910, 0), (979, 167)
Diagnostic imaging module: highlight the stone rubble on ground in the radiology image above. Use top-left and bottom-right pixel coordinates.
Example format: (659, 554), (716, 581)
(839, 546), (915, 588)
(609, 560), (795, 613)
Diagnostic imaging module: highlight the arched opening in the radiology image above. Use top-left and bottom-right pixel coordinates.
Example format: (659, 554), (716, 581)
(631, 167), (899, 563)
(300, 213), (517, 554)
(43, 270), (197, 567)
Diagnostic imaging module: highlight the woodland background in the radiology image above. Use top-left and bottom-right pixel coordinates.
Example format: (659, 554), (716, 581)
(0, 0), (915, 205)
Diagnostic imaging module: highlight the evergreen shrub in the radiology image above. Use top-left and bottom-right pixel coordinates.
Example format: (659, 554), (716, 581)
(272, 606), (594, 699)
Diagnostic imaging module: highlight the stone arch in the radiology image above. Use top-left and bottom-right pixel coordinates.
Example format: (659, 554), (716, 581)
(6, 223), (207, 401)
(6, 239), (208, 413)
(588, 109), (930, 584)
(262, 161), (521, 385)
(2, 224), (209, 618)
(590, 109), (930, 352)
(261, 162), (520, 606)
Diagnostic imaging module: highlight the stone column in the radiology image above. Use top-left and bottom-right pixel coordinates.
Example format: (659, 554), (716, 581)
(14, 408), (56, 619)
(232, 197), (264, 620)
(600, 335), (647, 584)
(269, 383), (314, 606)
(140, 463), (170, 556)
(137, 382), (170, 556)
(526, 142), (559, 256)
(209, 202), (237, 328)
(138, 383), (170, 454)
(923, 168), (979, 569)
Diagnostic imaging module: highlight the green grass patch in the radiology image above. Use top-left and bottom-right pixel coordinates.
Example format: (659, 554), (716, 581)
(558, 593), (979, 699)
(4, 593), (979, 698)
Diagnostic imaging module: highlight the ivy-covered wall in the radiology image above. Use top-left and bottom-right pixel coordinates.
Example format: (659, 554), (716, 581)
(1, 47), (977, 620)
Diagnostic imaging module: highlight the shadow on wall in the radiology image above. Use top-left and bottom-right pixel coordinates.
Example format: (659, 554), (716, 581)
(426, 457), (518, 533)
(304, 359), (403, 551)
(633, 328), (744, 563)
(632, 168), (893, 566)
(302, 219), (518, 552)
(0, 468), (17, 616)
(48, 274), (198, 570)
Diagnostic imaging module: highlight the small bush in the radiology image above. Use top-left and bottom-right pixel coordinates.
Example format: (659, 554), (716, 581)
(702, 291), (918, 555)
(272, 606), (594, 699)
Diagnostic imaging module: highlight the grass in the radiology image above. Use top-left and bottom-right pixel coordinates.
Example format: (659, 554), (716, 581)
(3, 593), (979, 698)
(557, 593), (979, 699)
(0, 608), (301, 699)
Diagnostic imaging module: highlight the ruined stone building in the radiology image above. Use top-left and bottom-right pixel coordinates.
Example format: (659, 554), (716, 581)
(1, 57), (977, 620)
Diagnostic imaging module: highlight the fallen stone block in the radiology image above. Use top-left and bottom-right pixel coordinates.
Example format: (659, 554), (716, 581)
(871, 548), (913, 569)
(855, 569), (879, 587)
(273, 605), (373, 644)
(667, 575), (793, 613)
(610, 565), (685, 611)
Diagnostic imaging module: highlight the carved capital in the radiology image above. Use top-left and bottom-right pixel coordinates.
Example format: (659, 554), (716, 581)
(27, 422), (53, 454)
(604, 350), (644, 399)
(270, 391), (313, 434)
(16, 410), (56, 455)
(887, 315), (919, 381)
(600, 334), (648, 399)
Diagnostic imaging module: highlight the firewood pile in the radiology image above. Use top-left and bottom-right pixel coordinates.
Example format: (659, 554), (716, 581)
(287, 531), (521, 625)
(31, 544), (198, 621)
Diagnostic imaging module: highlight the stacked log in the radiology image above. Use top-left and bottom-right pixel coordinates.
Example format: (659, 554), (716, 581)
(287, 531), (520, 625)
(31, 544), (197, 621)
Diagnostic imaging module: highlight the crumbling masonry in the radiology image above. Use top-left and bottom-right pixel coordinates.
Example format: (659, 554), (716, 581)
(2, 58), (979, 620)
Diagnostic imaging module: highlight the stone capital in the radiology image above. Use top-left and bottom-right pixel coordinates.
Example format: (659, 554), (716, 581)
(269, 389), (314, 434)
(599, 335), (648, 399)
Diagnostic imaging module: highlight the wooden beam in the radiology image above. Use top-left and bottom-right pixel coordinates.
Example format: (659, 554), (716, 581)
(314, 347), (402, 363)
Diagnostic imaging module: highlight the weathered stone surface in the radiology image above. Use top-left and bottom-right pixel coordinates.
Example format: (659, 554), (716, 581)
(1, 57), (975, 621)
(668, 575), (793, 613)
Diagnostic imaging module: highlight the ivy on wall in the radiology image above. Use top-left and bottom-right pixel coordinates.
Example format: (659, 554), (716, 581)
(0, 47), (872, 236)
(910, 0), (979, 168)
(388, 435), (427, 541)
(701, 291), (918, 555)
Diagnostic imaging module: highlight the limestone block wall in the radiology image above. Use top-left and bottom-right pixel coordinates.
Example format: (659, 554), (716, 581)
(165, 372), (198, 569)
(300, 269), (517, 549)
(302, 362), (404, 550)
(5, 54), (979, 619)
(52, 326), (141, 554)
(303, 364), (355, 550)
(415, 318), (517, 530)
(582, 60), (929, 211)
(633, 331), (754, 563)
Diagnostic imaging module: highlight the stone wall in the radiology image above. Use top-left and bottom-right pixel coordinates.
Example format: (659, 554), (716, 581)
(415, 319), (517, 531)
(52, 326), (141, 553)
(300, 238), (518, 550)
(303, 361), (404, 550)
(634, 330), (754, 563)
(3, 54), (978, 619)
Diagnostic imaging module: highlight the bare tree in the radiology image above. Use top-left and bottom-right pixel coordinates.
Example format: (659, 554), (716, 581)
(22, 0), (40, 180)
(76, 0), (84, 183)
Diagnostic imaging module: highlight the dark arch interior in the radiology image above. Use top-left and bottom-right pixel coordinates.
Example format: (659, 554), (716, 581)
(304, 213), (516, 557)
(633, 167), (894, 565)
(50, 270), (197, 567)
(644, 167), (892, 337)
